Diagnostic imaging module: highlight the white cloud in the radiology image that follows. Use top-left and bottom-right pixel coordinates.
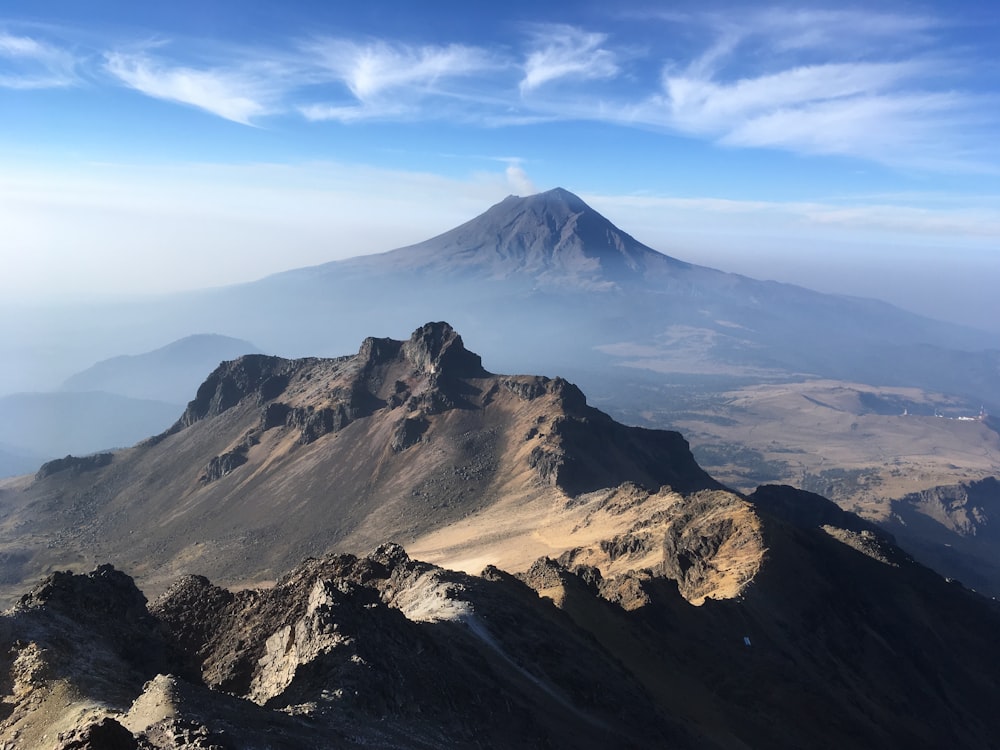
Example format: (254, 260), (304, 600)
(621, 10), (994, 170)
(0, 32), (77, 89)
(720, 90), (963, 161)
(505, 163), (535, 194)
(644, 60), (974, 166)
(3, 12), (994, 174)
(312, 39), (494, 99)
(520, 25), (619, 92)
(104, 50), (278, 124)
(301, 38), (498, 122)
(663, 62), (925, 132)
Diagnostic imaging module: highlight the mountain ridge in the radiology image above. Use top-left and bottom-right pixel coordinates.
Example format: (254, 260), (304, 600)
(0, 322), (722, 602)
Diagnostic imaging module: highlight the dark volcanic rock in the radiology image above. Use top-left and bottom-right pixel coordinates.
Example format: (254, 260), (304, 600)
(149, 545), (674, 749)
(5, 533), (1000, 750)
(35, 452), (113, 479)
(178, 354), (290, 427)
(14, 564), (178, 680)
(401, 321), (490, 379)
(56, 717), (138, 750)
(750, 484), (892, 538)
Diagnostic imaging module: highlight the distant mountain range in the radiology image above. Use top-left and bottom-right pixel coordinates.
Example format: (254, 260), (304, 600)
(4, 188), (996, 404)
(0, 334), (260, 477)
(4, 191), (1000, 747)
(61, 333), (261, 403)
(3, 191), (998, 582)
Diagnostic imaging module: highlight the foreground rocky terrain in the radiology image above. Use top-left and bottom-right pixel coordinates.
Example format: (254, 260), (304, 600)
(3, 515), (1000, 748)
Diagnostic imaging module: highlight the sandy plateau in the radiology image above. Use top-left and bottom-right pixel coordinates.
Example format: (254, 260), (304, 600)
(663, 379), (1000, 514)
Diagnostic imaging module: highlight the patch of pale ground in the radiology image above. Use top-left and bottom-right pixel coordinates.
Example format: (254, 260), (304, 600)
(670, 380), (1000, 516)
(0, 679), (112, 750)
(409, 484), (762, 606)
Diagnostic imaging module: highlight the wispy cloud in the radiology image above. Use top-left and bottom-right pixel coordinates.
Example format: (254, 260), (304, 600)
(745, 9), (937, 54)
(0, 32), (77, 89)
(626, 9), (995, 170)
(310, 39), (495, 99)
(644, 59), (976, 167)
(5, 10), (996, 174)
(520, 25), (619, 92)
(104, 49), (282, 124)
(302, 38), (498, 122)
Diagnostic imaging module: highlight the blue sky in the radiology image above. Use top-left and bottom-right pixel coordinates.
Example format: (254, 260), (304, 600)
(2, 1), (999, 329)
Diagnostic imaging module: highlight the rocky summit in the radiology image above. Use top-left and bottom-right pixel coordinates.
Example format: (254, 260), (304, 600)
(1, 322), (1000, 748)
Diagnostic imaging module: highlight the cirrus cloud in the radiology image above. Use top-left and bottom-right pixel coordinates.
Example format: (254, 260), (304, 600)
(104, 49), (285, 124)
(0, 32), (78, 89)
(520, 24), (619, 92)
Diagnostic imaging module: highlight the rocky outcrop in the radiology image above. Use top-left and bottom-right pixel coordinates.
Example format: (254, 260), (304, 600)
(891, 477), (999, 538)
(55, 717), (138, 750)
(878, 476), (1000, 596)
(199, 434), (256, 484)
(0, 547), (662, 748)
(149, 542), (666, 748)
(749, 484), (891, 538)
(401, 321), (489, 379)
(177, 355), (291, 427)
(35, 452), (113, 480)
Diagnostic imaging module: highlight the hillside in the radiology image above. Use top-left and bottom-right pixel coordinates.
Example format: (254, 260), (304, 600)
(0, 322), (721, 602)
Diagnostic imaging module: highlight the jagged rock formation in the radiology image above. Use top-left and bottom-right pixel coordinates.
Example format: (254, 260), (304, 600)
(0, 322), (720, 602)
(0, 549), (680, 748)
(35, 452), (113, 480)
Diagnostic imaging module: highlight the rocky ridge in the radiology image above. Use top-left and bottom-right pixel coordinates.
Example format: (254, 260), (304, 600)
(0, 322), (721, 601)
(3, 508), (1000, 749)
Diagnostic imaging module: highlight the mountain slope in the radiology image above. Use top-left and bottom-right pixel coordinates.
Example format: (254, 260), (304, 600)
(3, 513), (1000, 749)
(223, 188), (1000, 404)
(311, 186), (688, 286)
(0, 322), (723, 602)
